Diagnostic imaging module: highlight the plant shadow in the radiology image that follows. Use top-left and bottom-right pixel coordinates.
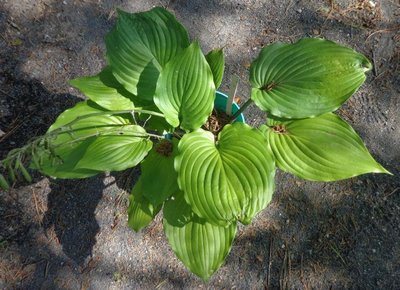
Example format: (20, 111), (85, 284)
(226, 172), (400, 289)
(42, 177), (104, 266)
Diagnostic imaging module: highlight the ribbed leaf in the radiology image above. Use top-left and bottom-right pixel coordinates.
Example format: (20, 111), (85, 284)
(250, 38), (372, 118)
(75, 129), (152, 171)
(205, 48), (224, 88)
(69, 66), (146, 111)
(128, 178), (161, 232)
(261, 113), (389, 181)
(36, 101), (152, 178)
(175, 123), (275, 226)
(48, 100), (105, 130)
(106, 7), (189, 99)
(141, 139), (179, 206)
(164, 192), (237, 280)
(155, 42), (215, 130)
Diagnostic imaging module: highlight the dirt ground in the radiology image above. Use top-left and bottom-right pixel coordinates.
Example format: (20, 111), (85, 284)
(0, 0), (399, 289)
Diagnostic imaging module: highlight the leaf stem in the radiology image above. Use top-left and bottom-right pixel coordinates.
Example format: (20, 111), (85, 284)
(173, 129), (186, 140)
(230, 98), (253, 121)
(52, 131), (163, 149)
(0, 109), (165, 169)
(49, 109), (164, 135)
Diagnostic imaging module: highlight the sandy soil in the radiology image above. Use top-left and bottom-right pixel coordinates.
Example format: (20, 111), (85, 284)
(0, 0), (399, 289)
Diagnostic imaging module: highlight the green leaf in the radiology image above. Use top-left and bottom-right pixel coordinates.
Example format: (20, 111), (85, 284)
(250, 38), (372, 119)
(75, 130), (152, 171)
(33, 101), (100, 178)
(105, 7), (190, 100)
(36, 101), (152, 178)
(34, 145), (100, 179)
(16, 159), (32, 183)
(141, 139), (179, 206)
(0, 174), (10, 191)
(175, 123), (275, 226)
(47, 101), (102, 131)
(6, 162), (16, 183)
(205, 48), (225, 88)
(261, 113), (390, 181)
(163, 192), (237, 280)
(128, 178), (161, 232)
(155, 42), (216, 130)
(69, 66), (147, 111)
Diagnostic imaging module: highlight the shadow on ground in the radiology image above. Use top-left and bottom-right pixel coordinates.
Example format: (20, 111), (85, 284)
(227, 173), (400, 289)
(0, 3), (108, 288)
(43, 179), (104, 266)
(0, 71), (106, 288)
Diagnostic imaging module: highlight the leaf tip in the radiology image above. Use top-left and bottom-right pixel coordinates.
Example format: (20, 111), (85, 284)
(358, 56), (373, 73)
(374, 164), (392, 176)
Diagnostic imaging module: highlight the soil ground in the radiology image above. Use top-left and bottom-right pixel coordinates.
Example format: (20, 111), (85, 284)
(0, 0), (399, 289)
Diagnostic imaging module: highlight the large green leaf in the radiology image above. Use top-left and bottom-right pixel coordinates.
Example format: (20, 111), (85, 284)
(261, 113), (389, 181)
(128, 178), (161, 232)
(163, 192), (237, 280)
(69, 66), (148, 111)
(75, 130), (152, 171)
(175, 123), (275, 226)
(140, 139), (179, 206)
(36, 101), (152, 178)
(250, 38), (372, 119)
(105, 7), (190, 100)
(205, 48), (224, 88)
(48, 100), (105, 131)
(155, 42), (215, 130)
(34, 101), (103, 178)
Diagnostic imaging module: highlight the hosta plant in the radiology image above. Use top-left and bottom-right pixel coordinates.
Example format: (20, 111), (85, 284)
(0, 7), (390, 280)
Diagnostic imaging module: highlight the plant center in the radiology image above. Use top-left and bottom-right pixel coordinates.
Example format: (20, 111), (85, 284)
(156, 140), (173, 157)
(272, 124), (287, 134)
(260, 81), (277, 92)
(203, 109), (231, 136)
